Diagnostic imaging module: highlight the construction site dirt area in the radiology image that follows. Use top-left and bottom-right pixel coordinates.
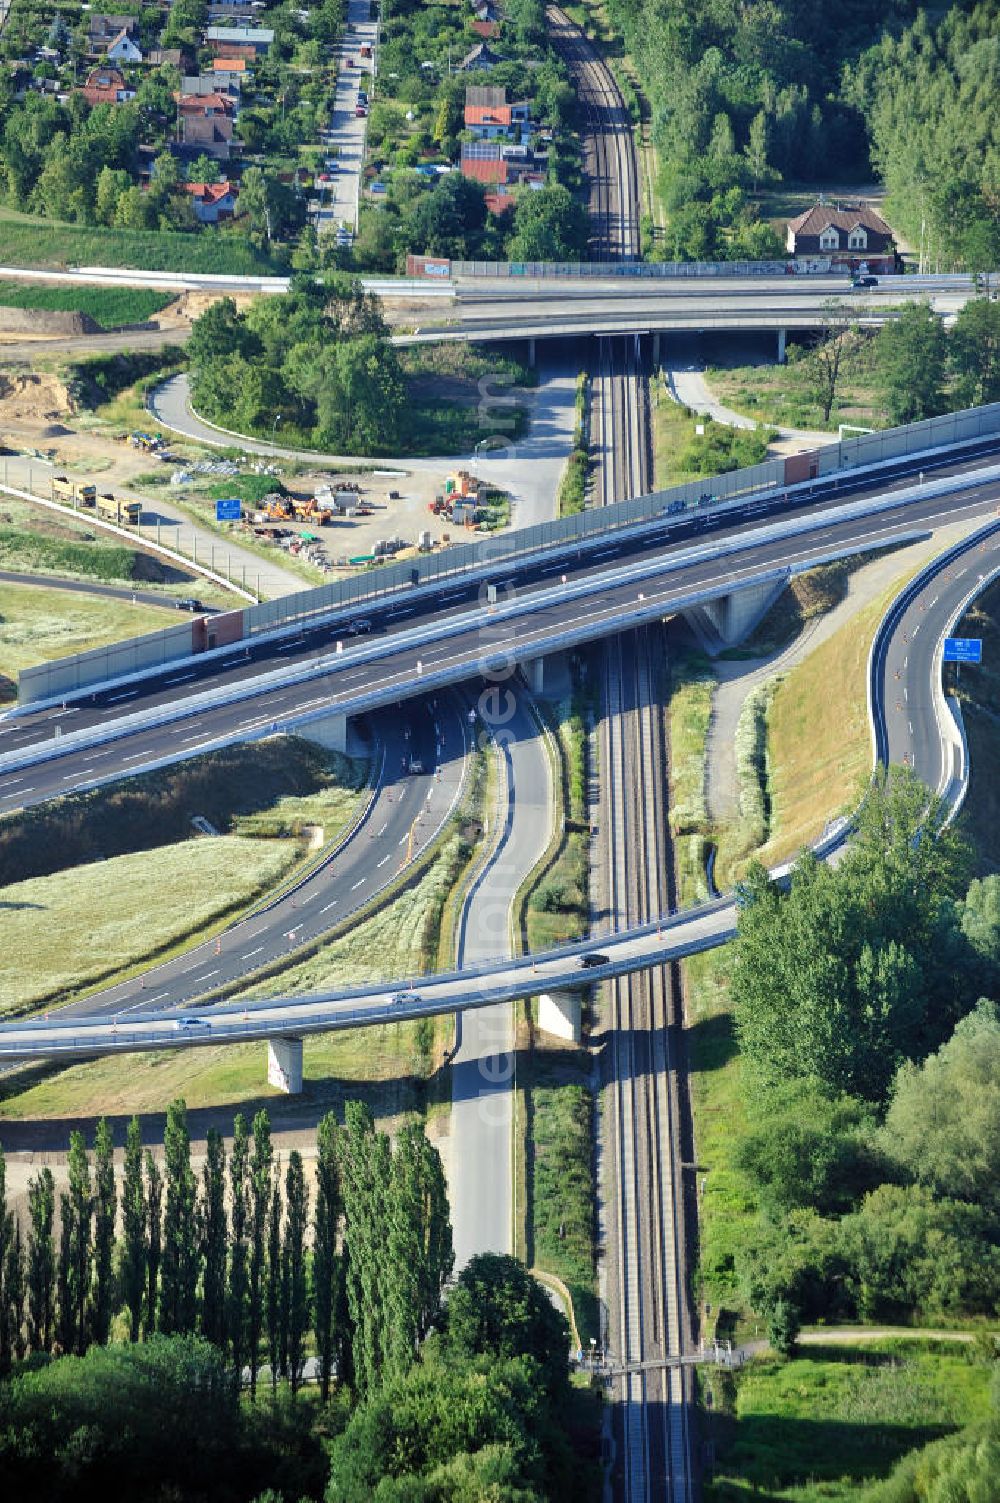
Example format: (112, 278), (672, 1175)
(184, 464), (505, 577)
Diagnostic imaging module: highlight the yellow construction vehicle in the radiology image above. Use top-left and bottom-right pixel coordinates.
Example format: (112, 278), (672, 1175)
(97, 493), (142, 525)
(52, 475), (96, 507)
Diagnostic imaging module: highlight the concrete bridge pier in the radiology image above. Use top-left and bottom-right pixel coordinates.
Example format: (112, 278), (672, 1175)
(267, 1036), (304, 1094)
(777, 327), (787, 364)
(685, 577), (787, 652)
(538, 991), (582, 1044)
(527, 336), (536, 367)
(652, 332), (661, 366)
(301, 710), (348, 753)
(525, 657), (545, 693)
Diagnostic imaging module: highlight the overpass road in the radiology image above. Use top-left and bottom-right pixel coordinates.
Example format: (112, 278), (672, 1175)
(2, 453), (1000, 813)
(0, 507), (992, 1062)
(394, 278), (971, 346)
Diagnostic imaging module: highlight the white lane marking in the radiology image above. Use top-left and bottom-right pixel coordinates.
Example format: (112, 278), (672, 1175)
(909, 720), (914, 735)
(398, 834), (407, 846)
(320, 899), (338, 913)
(350, 878), (365, 890)
(244, 946), (264, 959)
(198, 969), (219, 982)
(377, 822), (387, 836)
(107, 691), (138, 703)
(904, 687), (908, 702)
(377, 854), (390, 868)
(165, 673), (196, 685)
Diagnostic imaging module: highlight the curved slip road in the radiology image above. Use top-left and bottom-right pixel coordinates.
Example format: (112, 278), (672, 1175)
(0, 512), (993, 1062)
(38, 698), (470, 1025)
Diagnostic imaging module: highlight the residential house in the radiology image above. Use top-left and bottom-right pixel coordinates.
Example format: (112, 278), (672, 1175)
(105, 28), (143, 63)
(785, 203), (896, 273)
(182, 74), (240, 96)
(80, 65), (135, 105)
(205, 25), (274, 56)
(461, 141), (542, 186)
(176, 89), (238, 119)
(87, 14), (137, 54)
(185, 179), (237, 222)
(207, 0), (257, 17)
(211, 56), (248, 83)
(464, 85), (530, 140)
(179, 112), (236, 159)
(471, 19), (501, 39)
(459, 42), (500, 71)
(485, 190), (515, 215)
(472, 0), (501, 22)
(148, 47), (188, 69)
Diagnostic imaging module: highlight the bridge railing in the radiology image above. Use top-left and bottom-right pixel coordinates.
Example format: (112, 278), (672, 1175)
(16, 400), (1000, 707)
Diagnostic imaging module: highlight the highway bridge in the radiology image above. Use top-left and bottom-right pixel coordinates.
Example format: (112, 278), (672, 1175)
(0, 395), (997, 1067)
(2, 436), (999, 813)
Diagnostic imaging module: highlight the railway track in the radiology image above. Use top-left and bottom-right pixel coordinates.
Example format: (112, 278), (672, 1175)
(547, 7), (695, 1497)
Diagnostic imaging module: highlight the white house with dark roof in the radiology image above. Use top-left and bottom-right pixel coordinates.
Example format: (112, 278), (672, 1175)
(786, 203), (897, 273)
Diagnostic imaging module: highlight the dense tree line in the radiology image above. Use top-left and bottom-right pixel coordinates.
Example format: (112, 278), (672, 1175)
(0, 1249), (591, 1503)
(799, 294), (1000, 431)
(725, 768), (1000, 1343)
(847, 2), (1000, 273)
(601, 0), (912, 257)
(186, 278), (406, 453)
(0, 1097), (452, 1400)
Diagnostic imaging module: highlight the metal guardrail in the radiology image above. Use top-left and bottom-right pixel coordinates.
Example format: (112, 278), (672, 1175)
(0, 468), (997, 1062)
(17, 398), (1000, 706)
(3, 463), (996, 785)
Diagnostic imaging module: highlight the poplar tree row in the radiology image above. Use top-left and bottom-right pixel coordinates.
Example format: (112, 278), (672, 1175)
(0, 1097), (453, 1399)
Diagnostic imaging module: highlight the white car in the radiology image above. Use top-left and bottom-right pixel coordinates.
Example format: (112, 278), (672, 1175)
(172, 1016), (211, 1031)
(391, 990), (421, 1006)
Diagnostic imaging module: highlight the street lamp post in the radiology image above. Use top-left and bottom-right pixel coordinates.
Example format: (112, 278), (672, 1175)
(271, 413), (283, 455)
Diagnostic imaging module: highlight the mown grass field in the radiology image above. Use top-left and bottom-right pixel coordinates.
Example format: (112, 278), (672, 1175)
(0, 829), (464, 1120)
(757, 569), (920, 867)
(0, 207), (283, 275)
(702, 1342), (995, 1501)
(0, 583), (174, 701)
(0, 282), (172, 326)
(0, 836), (299, 1017)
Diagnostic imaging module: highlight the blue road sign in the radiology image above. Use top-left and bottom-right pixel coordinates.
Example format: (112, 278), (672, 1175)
(943, 637), (983, 663)
(215, 497), (242, 522)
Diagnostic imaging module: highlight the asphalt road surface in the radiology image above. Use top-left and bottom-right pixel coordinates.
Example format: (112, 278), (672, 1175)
(449, 689), (554, 1269)
(3, 455), (1000, 814)
(0, 509), (993, 1060)
(47, 699), (469, 1023)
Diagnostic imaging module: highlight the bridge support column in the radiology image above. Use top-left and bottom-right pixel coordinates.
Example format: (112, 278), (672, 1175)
(652, 332), (661, 367)
(527, 336), (536, 367)
(267, 1036), (303, 1094)
(538, 992), (582, 1044)
(525, 657), (545, 693)
(301, 711), (348, 753)
(684, 578), (787, 652)
(777, 327), (787, 364)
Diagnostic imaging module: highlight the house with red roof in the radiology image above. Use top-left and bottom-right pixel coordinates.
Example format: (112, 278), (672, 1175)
(80, 66), (135, 106)
(185, 179), (238, 223)
(464, 85), (530, 139)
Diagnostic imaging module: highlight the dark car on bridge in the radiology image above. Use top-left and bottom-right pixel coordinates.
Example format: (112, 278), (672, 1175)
(580, 952), (610, 968)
